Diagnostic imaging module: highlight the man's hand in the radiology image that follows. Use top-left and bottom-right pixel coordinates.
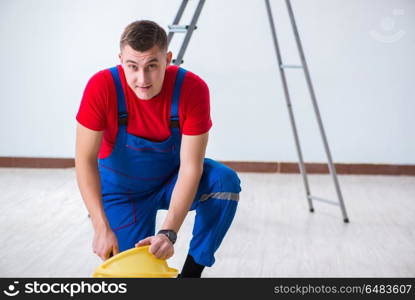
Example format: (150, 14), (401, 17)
(93, 226), (119, 261)
(135, 234), (174, 260)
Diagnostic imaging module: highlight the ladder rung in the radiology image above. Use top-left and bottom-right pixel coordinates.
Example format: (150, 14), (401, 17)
(168, 24), (197, 33)
(280, 64), (303, 69)
(172, 59), (184, 65)
(308, 195), (339, 206)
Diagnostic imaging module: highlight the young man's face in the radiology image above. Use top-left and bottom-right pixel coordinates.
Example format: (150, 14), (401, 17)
(119, 44), (172, 100)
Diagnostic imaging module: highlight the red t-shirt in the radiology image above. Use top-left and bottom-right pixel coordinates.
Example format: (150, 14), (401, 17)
(76, 65), (212, 159)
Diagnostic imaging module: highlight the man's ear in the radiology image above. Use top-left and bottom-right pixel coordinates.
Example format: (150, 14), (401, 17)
(166, 51), (173, 65)
(118, 53), (122, 64)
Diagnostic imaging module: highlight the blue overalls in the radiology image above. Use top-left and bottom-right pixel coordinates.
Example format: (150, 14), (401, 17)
(97, 66), (242, 267)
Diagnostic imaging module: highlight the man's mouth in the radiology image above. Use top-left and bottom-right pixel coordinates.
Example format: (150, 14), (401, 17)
(136, 85), (152, 90)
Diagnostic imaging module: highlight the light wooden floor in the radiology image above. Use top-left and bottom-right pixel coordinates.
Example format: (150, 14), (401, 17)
(0, 167), (414, 277)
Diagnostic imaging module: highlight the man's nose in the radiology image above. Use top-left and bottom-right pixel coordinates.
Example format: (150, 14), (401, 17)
(136, 69), (150, 85)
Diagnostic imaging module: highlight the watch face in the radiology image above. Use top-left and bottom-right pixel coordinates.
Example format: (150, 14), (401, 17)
(159, 230), (176, 244)
(168, 231), (176, 242)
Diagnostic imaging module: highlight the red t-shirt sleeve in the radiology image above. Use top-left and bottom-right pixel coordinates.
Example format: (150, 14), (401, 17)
(182, 77), (213, 135)
(76, 70), (109, 131)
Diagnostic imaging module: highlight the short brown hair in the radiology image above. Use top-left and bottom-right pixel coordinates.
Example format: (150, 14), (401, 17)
(120, 20), (167, 52)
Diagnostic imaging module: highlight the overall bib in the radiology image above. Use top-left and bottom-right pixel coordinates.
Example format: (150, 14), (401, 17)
(98, 66), (241, 267)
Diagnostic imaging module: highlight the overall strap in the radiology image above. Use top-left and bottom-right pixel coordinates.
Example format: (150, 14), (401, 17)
(109, 66), (128, 126)
(170, 67), (187, 128)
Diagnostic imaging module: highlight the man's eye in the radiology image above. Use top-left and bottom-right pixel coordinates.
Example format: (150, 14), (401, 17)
(149, 64), (157, 69)
(129, 65), (137, 70)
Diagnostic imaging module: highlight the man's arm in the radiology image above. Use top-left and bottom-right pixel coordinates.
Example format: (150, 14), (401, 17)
(75, 122), (105, 228)
(75, 122), (119, 260)
(161, 131), (209, 232)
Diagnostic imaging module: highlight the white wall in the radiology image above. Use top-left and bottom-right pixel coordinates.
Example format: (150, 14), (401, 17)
(0, 0), (414, 164)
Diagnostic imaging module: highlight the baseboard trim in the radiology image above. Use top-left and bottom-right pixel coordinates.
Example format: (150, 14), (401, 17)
(0, 157), (414, 175)
(0, 157), (75, 169)
(220, 161), (415, 175)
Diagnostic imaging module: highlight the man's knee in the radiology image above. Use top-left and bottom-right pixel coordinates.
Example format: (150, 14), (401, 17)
(201, 159), (242, 195)
(220, 166), (241, 193)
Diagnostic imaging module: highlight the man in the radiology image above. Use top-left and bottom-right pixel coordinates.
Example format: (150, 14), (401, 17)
(75, 20), (241, 278)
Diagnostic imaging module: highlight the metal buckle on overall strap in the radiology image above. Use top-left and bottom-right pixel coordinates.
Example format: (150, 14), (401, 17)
(170, 119), (179, 128)
(118, 117), (128, 125)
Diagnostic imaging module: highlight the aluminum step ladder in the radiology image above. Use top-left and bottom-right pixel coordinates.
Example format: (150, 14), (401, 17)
(265, 0), (349, 222)
(168, 0), (350, 223)
(167, 0), (206, 65)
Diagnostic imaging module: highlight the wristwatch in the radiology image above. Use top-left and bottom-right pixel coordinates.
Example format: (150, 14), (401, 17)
(157, 229), (177, 245)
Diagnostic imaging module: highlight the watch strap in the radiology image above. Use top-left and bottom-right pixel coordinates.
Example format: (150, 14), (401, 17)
(157, 229), (177, 245)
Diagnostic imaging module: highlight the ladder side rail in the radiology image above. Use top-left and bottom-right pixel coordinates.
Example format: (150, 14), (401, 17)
(174, 0), (206, 65)
(265, 0), (314, 213)
(285, 0), (349, 222)
(167, 0), (190, 46)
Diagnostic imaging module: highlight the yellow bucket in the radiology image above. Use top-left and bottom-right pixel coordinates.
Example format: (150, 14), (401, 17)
(92, 246), (178, 278)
